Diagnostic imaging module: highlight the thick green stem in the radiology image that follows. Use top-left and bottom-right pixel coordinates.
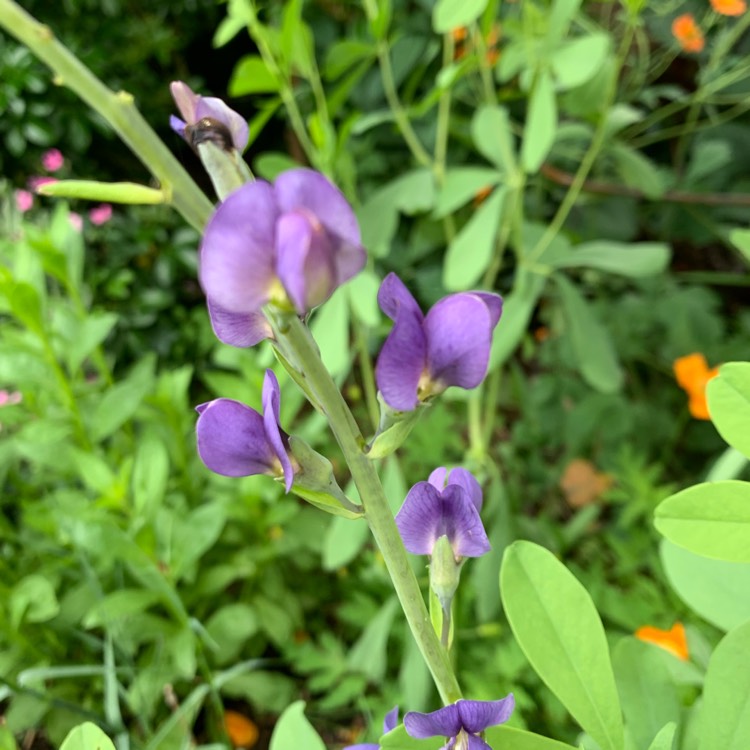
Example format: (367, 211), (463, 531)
(276, 315), (462, 704)
(0, 0), (212, 232)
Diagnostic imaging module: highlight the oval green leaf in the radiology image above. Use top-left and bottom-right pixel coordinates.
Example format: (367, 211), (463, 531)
(654, 480), (750, 563)
(550, 241), (670, 278)
(707, 363), (750, 459)
(660, 540), (750, 632)
(551, 33), (611, 90)
(500, 541), (624, 750)
(698, 620), (750, 750)
(269, 701), (326, 750)
(485, 726), (578, 749)
(555, 274), (623, 393)
(433, 0), (489, 33)
(59, 723), (116, 750)
(472, 105), (517, 173)
(522, 70), (557, 174)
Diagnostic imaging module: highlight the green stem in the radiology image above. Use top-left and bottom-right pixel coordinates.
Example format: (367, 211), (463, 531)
(354, 318), (380, 432)
(275, 314), (462, 704)
(0, 0), (212, 233)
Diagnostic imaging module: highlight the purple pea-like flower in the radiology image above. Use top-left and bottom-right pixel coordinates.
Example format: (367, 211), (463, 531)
(344, 706), (399, 750)
(395, 469), (490, 559)
(170, 81), (249, 152)
(404, 696), (515, 750)
(199, 168), (366, 345)
(195, 369), (295, 491)
(375, 274), (503, 411)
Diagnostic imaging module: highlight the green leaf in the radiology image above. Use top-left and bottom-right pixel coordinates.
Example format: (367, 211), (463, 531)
(654, 480), (750, 563)
(699, 620), (750, 750)
(83, 589), (162, 628)
(66, 312), (118, 375)
(443, 186), (506, 290)
(90, 356), (155, 441)
(500, 541), (624, 750)
(37, 180), (164, 204)
(59, 723), (116, 750)
(555, 274), (623, 393)
(660, 540), (750, 632)
(488, 269), (546, 370)
(347, 597), (399, 681)
(131, 431), (169, 520)
(253, 152), (300, 181)
(485, 726), (578, 749)
(269, 701), (326, 750)
(551, 34), (610, 90)
(228, 55), (279, 96)
(432, 167), (503, 218)
(646, 723), (677, 750)
(347, 269), (381, 327)
(612, 638), (680, 750)
(323, 516), (369, 570)
(380, 725), (442, 749)
(522, 70), (557, 174)
(433, 0), (489, 33)
(707, 363), (750, 458)
(205, 604), (259, 665)
(11, 574), (59, 629)
(547, 0), (583, 41)
(171, 503), (227, 578)
(729, 228), (750, 264)
(325, 40), (375, 80)
(610, 143), (664, 199)
(472, 105), (517, 173)
(0, 726), (18, 750)
(310, 286), (351, 378)
(550, 241), (670, 278)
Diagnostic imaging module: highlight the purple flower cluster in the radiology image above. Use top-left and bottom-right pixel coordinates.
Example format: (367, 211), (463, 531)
(396, 467), (490, 559)
(375, 273), (502, 411)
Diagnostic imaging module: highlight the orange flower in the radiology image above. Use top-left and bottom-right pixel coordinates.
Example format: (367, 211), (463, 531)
(673, 353), (719, 420)
(224, 710), (259, 748)
(711, 0), (747, 15)
(451, 27), (468, 42)
(672, 13), (705, 53)
(635, 623), (689, 661)
(559, 458), (613, 508)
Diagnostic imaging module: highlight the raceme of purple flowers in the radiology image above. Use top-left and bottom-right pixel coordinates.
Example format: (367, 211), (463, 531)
(395, 467), (490, 559)
(170, 81), (249, 152)
(199, 168), (366, 346)
(375, 273), (503, 411)
(195, 369), (295, 491)
(404, 696), (515, 750)
(343, 706), (398, 750)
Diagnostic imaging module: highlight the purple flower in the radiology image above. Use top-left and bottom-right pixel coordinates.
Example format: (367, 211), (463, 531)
(344, 706), (399, 750)
(195, 369), (295, 491)
(170, 81), (249, 152)
(199, 168), (365, 342)
(375, 274), (503, 411)
(395, 469), (490, 559)
(404, 696), (514, 750)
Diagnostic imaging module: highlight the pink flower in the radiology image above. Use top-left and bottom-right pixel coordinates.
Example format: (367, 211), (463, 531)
(68, 212), (83, 232)
(0, 390), (22, 407)
(89, 204), (113, 225)
(41, 148), (64, 172)
(28, 176), (58, 192)
(15, 189), (34, 213)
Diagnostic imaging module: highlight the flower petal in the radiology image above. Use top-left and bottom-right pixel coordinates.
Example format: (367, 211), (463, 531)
(194, 95), (249, 152)
(440, 485), (491, 558)
(196, 399), (277, 477)
(395, 482), (445, 555)
(262, 370), (294, 492)
(200, 181), (278, 314)
(375, 276), (427, 411)
(170, 81), (199, 123)
(465, 735), (492, 750)
(383, 706), (399, 734)
(207, 298), (272, 347)
(342, 745), (379, 750)
(404, 704), (462, 739)
(446, 468), (483, 513)
(428, 467), (448, 491)
(169, 115), (187, 139)
(377, 273), (423, 323)
(274, 169), (361, 249)
(424, 294), (494, 390)
(276, 210), (336, 313)
(471, 291), (503, 328)
(457, 696), (515, 734)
